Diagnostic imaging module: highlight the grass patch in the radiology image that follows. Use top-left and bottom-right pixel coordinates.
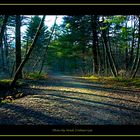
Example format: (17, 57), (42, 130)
(24, 72), (48, 80)
(0, 98), (13, 104)
(0, 79), (12, 85)
(0, 79), (12, 90)
(0, 79), (26, 88)
(83, 76), (140, 90)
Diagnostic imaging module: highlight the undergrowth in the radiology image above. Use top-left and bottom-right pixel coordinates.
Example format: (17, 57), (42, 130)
(24, 72), (48, 80)
(83, 76), (140, 89)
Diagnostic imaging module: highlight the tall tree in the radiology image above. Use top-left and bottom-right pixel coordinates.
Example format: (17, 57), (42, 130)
(39, 16), (57, 74)
(131, 15), (140, 78)
(101, 19), (118, 77)
(15, 15), (22, 79)
(91, 15), (99, 75)
(23, 15), (48, 73)
(10, 15), (46, 87)
(0, 15), (9, 71)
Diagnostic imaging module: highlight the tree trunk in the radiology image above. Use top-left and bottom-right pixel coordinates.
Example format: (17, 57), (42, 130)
(102, 27), (118, 77)
(4, 30), (9, 73)
(101, 36), (108, 76)
(81, 45), (86, 75)
(10, 15), (46, 87)
(25, 36), (29, 55)
(0, 44), (5, 71)
(39, 16), (57, 75)
(131, 58), (140, 78)
(0, 15), (9, 72)
(125, 47), (129, 70)
(131, 16), (140, 78)
(129, 17), (135, 68)
(91, 15), (99, 75)
(15, 15), (22, 79)
(97, 35), (101, 75)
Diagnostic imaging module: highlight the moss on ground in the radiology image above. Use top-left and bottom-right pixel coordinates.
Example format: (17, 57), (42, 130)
(83, 76), (140, 90)
(0, 79), (12, 85)
(24, 72), (48, 80)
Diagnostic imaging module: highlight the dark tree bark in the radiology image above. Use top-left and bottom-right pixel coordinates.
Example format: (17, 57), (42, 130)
(129, 17), (136, 68)
(25, 36), (29, 55)
(10, 15), (46, 87)
(125, 47), (129, 70)
(0, 15), (9, 71)
(102, 26), (118, 77)
(131, 16), (140, 78)
(96, 35), (101, 75)
(102, 40), (108, 76)
(91, 15), (99, 75)
(0, 44), (4, 71)
(81, 43), (86, 75)
(131, 58), (140, 78)
(15, 15), (22, 79)
(4, 30), (9, 73)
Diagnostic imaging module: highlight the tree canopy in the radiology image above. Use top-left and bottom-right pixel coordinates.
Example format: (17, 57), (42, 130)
(0, 15), (139, 84)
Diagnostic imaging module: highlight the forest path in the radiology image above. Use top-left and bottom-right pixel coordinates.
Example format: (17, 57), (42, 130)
(0, 73), (140, 125)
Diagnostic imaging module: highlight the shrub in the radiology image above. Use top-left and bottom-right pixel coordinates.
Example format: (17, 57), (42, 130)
(24, 72), (48, 80)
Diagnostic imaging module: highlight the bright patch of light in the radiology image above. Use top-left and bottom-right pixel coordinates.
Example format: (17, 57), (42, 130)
(21, 15), (64, 33)
(45, 15), (64, 28)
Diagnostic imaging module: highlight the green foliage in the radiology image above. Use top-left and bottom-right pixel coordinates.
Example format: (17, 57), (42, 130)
(100, 26), (109, 30)
(0, 79), (12, 88)
(1, 15), (139, 82)
(0, 79), (26, 89)
(83, 76), (140, 89)
(23, 15), (50, 73)
(24, 72), (48, 80)
(0, 98), (12, 104)
(109, 15), (126, 24)
(0, 79), (12, 84)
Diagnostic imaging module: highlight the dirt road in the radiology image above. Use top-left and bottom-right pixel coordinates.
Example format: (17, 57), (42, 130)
(0, 73), (140, 125)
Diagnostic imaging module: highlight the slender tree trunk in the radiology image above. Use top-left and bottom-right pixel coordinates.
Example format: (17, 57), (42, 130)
(131, 16), (140, 78)
(125, 47), (129, 70)
(10, 61), (15, 78)
(129, 17), (135, 68)
(15, 15), (22, 79)
(0, 15), (9, 72)
(129, 36), (134, 66)
(108, 31), (117, 72)
(10, 15), (46, 87)
(131, 58), (140, 78)
(91, 15), (99, 75)
(124, 21), (128, 72)
(39, 16), (57, 75)
(32, 58), (41, 72)
(101, 37), (108, 76)
(4, 30), (9, 73)
(1, 44), (5, 71)
(102, 27), (118, 77)
(96, 31), (101, 75)
(81, 45), (86, 75)
(25, 36), (29, 55)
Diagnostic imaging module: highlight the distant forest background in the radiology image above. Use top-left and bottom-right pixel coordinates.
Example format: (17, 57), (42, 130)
(0, 15), (140, 82)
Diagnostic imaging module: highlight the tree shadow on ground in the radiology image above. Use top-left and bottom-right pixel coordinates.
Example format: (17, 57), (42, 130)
(30, 95), (140, 124)
(31, 92), (140, 113)
(2, 74), (139, 125)
(24, 78), (140, 95)
(0, 103), (72, 125)
(23, 87), (140, 104)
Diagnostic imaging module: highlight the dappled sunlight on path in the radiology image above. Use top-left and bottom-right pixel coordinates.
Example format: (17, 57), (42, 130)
(0, 74), (140, 125)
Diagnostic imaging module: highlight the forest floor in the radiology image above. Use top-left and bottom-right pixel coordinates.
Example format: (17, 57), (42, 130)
(0, 73), (140, 125)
